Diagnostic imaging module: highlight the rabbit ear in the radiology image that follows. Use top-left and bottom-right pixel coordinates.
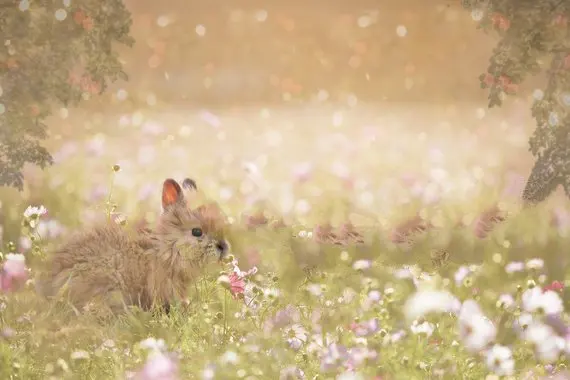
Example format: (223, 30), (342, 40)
(162, 178), (183, 209)
(182, 178), (197, 191)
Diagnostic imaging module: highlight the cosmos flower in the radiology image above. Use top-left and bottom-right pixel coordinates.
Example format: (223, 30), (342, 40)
(410, 320), (435, 337)
(485, 344), (515, 376)
(349, 318), (379, 337)
(526, 258), (545, 271)
(524, 322), (565, 363)
(319, 343), (349, 373)
(505, 261), (525, 274)
(543, 280), (564, 293)
(403, 290), (461, 322)
(134, 352), (179, 380)
(283, 324), (308, 351)
(227, 273), (246, 299)
(0, 254), (28, 293)
(23, 205), (47, 228)
(458, 300), (496, 352)
(522, 287), (564, 315)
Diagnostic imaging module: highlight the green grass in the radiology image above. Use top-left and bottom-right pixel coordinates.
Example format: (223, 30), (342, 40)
(1, 199), (570, 379)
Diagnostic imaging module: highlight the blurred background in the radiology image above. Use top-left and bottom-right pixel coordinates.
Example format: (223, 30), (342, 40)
(1, 0), (556, 244)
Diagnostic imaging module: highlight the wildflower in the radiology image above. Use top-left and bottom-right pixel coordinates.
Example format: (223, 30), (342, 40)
(283, 324), (308, 351)
(352, 260), (371, 271)
(485, 344), (515, 376)
(70, 350), (90, 360)
(337, 372), (365, 380)
(202, 363), (216, 380)
(350, 318), (379, 337)
(138, 338), (166, 353)
(306, 333), (337, 354)
(134, 352), (179, 380)
(0, 253), (28, 293)
(386, 329), (407, 344)
(319, 343), (349, 372)
(544, 280), (564, 293)
(514, 313), (533, 334)
(497, 294), (515, 310)
(271, 305), (301, 328)
(279, 366), (305, 380)
(454, 266), (471, 286)
(306, 283), (323, 297)
(458, 300), (496, 352)
(410, 320), (435, 337)
(524, 322), (565, 363)
(393, 266), (414, 279)
(505, 261), (525, 274)
(23, 205), (47, 219)
(346, 346), (378, 369)
(522, 287), (564, 315)
(403, 290), (461, 322)
(526, 258), (544, 270)
(227, 273), (246, 299)
(220, 350), (239, 365)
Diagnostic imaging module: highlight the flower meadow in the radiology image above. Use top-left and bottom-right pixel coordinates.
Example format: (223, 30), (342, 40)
(1, 104), (569, 379)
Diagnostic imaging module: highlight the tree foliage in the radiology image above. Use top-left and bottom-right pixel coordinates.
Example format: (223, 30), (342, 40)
(461, 0), (570, 204)
(0, 0), (133, 190)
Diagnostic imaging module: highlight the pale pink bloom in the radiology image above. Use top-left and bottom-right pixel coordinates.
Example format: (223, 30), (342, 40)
(134, 352), (179, 380)
(0, 254), (28, 293)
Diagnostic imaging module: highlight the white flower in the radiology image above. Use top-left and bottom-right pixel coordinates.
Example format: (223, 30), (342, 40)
(393, 266), (414, 279)
(138, 337), (166, 352)
(403, 290), (461, 322)
(458, 300), (496, 352)
(454, 266), (470, 286)
(514, 313), (533, 334)
(485, 344), (515, 376)
(23, 205), (47, 219)
(526, 258), (544, 270)
(505, 261), (525, 274)
(70, 350), (90, 360)
(410, 320), (435, 337)
(497, 294), (515, 310)
(337, 372), (365, 380)
(352, 260), (371, 270)
(522, 287), (563, 315)
(220, 350), (239, 365)
(524, 322), (564, 363)
(283, 324), (308, 351)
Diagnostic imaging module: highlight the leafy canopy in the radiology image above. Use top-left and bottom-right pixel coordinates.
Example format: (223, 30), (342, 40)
(0, 0), (133, 190)
(461, 0), (570, 203)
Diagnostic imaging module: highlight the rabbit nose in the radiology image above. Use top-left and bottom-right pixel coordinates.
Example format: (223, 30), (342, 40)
(215, 240), (229, 257)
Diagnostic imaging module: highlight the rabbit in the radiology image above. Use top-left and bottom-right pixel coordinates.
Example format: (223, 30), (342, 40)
(35, 177), (230, 314)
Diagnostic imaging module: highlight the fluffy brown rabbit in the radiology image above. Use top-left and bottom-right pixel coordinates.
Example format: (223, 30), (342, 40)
(35, 177), (230, 314)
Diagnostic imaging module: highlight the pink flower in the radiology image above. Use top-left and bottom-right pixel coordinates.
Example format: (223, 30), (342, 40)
(218, 257), (257, 300)
(544, 281), (564, 293)
(0, 254), (28, 293)
(228, 273), (246, 299)
(134, 352), (179, 380)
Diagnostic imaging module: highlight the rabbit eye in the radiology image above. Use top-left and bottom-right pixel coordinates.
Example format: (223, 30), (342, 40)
(191, 227), (203, 237)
